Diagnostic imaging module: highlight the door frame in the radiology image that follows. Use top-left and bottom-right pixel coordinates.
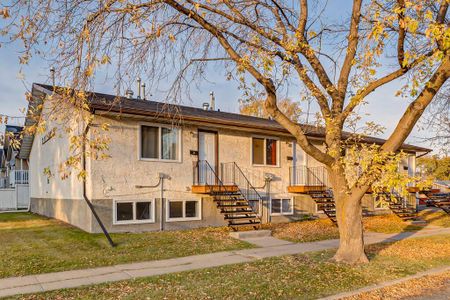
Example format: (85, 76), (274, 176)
(197, 129), (219, 183)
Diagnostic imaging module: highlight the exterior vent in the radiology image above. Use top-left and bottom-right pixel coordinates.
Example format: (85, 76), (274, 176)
(125, 89), (134, 99)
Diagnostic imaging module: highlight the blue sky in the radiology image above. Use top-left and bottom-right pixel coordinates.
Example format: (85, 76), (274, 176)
(0, 1), (435, 150)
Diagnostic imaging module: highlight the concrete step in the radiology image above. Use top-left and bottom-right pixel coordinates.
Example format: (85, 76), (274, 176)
(229, 229), (271, 239)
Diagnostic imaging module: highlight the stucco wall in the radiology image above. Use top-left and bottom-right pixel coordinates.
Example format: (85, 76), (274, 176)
(29, 97), (87, 201)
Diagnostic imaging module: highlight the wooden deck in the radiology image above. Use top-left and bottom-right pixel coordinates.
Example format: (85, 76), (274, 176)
(287, 185), (326, 193)
(407, 187), (420, 193)
(191, 185), (239, 194)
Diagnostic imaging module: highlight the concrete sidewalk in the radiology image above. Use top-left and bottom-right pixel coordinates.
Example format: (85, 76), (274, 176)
(1, 227), (449, 298)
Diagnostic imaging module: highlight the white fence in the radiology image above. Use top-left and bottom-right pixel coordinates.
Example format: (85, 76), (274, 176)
(0, 170), (29, 189)
(0, 184), (30, 211)
(10, 170), (29, 186)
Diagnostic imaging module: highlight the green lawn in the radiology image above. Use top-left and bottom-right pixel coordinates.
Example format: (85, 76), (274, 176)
(0, 212), (253, 278)
(268, 209), (449, 243)
(10, 234), (450, 300)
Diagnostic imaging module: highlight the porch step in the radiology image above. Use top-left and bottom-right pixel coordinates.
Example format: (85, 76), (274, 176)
(222, 209), (255, 215)
(217, 204), (251, 209)
(308, 189), (337, 224)
(225, 215), (259, 221)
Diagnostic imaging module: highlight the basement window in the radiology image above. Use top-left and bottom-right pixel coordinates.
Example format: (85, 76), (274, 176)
(166, 199), (201, 221)
(140, 125), (180, 161)
(113, 200), (155, 224)
(271, 198), (293, 215)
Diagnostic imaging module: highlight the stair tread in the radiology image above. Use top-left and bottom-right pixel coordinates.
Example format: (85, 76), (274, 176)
(218, 204), (252, 208)
(225, 215), (259, 220)
(229, 220), (262, 226)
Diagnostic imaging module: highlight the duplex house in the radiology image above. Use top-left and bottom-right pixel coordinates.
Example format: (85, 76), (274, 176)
(19, 83), (430, 233)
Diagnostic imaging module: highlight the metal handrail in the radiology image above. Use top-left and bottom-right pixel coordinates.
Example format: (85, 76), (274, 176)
(193, 160), (237, 196)
(289, 165), (328, 187)
(221, 162), (265, 215)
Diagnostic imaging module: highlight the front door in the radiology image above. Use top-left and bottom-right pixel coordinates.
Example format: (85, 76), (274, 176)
(292, 143), (307, 185)
(198, 130), (218, 185)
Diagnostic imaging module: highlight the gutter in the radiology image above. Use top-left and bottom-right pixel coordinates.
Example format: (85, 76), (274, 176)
(82, 123), (115, 247)
(416, 149), (432, 159)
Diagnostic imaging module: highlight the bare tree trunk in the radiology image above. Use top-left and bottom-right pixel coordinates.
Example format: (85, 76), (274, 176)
(330, 170), (369, 264)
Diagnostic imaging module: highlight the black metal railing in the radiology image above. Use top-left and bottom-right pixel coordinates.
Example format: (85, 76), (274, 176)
(193, 160), (219, 186)
(221, 162), (264, 215)
(289, 165), (329, 187)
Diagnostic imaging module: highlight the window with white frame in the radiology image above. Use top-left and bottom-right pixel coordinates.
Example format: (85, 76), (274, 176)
(252, 137), (278, 166)
(271, 198), (293, 215)
(140, 125), (180, 161)
(114, 200), (154, 224)
(167, 199), (201, 221)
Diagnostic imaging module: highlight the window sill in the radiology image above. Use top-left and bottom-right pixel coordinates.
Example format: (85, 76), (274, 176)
(139, 158), (182, 163)
(113, 220), (155, 225)
(252, 164), (280, 168)
(166, 217), (202, 222)
(270, 213), (294, 216)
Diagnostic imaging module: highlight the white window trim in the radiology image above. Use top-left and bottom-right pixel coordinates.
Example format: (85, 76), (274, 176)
(270, 198), (294, 216)
(113, 199), (156, 225)
(138, 123), (182, 163)
(251, 136), (280, 167)
(166, 199), (202, 222)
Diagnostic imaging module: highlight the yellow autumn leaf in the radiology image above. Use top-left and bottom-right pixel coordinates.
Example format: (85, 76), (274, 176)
(100, 55), (111, 65)
(1, 8), (10, 19)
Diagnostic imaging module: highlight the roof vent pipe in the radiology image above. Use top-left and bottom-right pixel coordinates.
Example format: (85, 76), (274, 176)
(142, 83), (146, 100)
(202, 102), (209, 110)
(125, 89), (134, 99)
(50, 67), (55, 86)
(137, 77), (142, 100)
(209, 91), (215, 111)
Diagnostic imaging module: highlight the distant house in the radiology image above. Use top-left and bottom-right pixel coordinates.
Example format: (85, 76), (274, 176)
(19, 83), (430, 233)
(0, 125), (30, 211)
(433, 181), (450, 193)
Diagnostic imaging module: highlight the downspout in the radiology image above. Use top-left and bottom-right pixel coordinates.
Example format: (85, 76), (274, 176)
(135, 172), (167, 231)
(254, 175), (273, 224)
(83, 123), (115, 247)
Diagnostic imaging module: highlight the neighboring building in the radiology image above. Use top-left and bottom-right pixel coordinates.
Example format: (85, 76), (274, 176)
(20, 83), (430, 233)
(0, 125), (30, 210)
(433, 181), (450, 193)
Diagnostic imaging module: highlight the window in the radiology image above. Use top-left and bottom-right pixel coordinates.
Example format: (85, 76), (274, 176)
(252, 137), (278, 166)
(140, 125), (180, 161)
(114, 200), (154, 224)
(271, 198), (293, 215)
(167, 199), (201, 221)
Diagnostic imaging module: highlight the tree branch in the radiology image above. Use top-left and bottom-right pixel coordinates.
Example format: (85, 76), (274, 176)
(336, 0), (362, 109)
(382, 57), (450, 153)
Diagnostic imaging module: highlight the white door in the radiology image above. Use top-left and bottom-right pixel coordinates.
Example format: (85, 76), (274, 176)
(292, 143), (307, 185)
(198, 131), (217, 184)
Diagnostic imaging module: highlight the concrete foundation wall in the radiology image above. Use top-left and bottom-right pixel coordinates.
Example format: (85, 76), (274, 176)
(30, 197), (93, 232)
(90, 197), (227, 233)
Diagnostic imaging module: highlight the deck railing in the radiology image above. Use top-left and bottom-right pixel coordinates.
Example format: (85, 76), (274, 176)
(7, 170), (29, 187)
(289, 165), (328, 187)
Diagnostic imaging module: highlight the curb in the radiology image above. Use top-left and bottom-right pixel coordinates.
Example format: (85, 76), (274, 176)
(318, 265), (450, 300)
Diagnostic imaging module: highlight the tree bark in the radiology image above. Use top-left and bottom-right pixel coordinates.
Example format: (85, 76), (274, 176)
(330, 170), (369, 264)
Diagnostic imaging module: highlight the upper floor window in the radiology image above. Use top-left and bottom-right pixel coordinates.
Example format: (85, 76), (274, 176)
(140, 125), (180, 161)
(252, 137), (278, 166)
